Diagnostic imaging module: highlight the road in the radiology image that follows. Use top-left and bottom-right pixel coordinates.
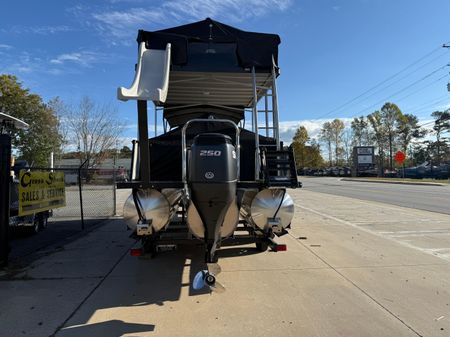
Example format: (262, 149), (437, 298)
(1, 182), (450, 337)
(301, 177), (450, 215)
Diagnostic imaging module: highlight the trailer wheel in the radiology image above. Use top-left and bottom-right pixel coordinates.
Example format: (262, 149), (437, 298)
(256, 241), (269, 252)
(38, 214), (48, 231)
(143, 238), (157, 257)
(28, 216), (40, 235)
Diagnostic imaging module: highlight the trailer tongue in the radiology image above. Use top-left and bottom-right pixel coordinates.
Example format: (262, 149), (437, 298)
(118, 18), (299, 292)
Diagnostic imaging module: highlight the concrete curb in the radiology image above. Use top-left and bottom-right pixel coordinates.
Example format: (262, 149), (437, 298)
(341, 178), (446, 186)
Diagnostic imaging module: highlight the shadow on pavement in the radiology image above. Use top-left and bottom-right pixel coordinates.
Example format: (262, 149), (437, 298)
(59, 320), (155, 337)
(8, 218), (109, 265)
(56, 244), (207, 336)
(56, 243), (263, 336)
(218, 246), (261, 258)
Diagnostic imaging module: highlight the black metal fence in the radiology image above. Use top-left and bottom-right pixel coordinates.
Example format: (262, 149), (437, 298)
(2, 164), (127, 266)
(18, 165), (123, 224)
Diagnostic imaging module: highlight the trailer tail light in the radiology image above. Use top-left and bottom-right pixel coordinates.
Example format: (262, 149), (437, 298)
(274, 244), (287, 252)
(130, 248), (143, 256)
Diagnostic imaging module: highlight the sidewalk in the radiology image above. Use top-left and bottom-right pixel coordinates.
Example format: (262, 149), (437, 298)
(0, 219), (134, 337)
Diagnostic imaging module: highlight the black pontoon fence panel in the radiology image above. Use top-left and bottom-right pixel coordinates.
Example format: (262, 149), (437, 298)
(148, 122), (276, 182)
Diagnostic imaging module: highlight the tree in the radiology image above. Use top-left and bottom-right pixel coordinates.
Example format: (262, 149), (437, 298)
(120, 145), (132, 158)
(306, 140), (325, 168)
(319, 121), (333, 166)
(342, 129), (353, 166)
(293, 125), (309, 144)
(47, 97), (70, 161)
(0, 74), (61, 166)
(368, 110), (386, 175)
(430, 109), (450, 164)
(351, 116), (370, 146)
(330, 118), (345, 166)
(292, 126), (309, 168)
(291, 126), (324, 169)
(65, 96), (124, 167)
(380, 102), (402, 170)
(396, 113), (424, 158)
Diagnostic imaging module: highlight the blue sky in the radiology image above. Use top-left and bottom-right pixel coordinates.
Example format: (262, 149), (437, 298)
(1, 0), (449, 145)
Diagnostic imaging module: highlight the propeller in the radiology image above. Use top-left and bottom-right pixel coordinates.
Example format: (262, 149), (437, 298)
(192, 263), (225, 293)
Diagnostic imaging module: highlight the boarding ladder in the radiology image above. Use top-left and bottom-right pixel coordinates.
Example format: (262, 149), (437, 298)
(264, 148), (299, 188)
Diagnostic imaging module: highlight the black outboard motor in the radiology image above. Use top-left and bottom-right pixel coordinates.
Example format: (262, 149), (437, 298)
(189, 133), (237, 263)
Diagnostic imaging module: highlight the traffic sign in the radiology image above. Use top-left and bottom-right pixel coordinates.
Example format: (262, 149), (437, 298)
(394, 151), (406, 164)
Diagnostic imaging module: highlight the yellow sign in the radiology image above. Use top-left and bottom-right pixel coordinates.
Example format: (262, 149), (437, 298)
(18, 171), (66, 216)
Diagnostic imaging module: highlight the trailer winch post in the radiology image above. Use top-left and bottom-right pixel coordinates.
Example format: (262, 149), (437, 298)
(0, 134), (11, 267)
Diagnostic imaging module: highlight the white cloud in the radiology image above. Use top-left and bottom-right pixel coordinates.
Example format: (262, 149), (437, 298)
(108, 0), (148, 3)
(279, 118), (353, 144)
(16, 66), (33, 73)
(117, 136), (136, 148)
(162, 0), (292, 22)
(0, 49), (89, 76)
(47, 68), (64, 75)
(89, 0), (293, 39)
(50, 51), (104, 67)
(0, 51), (39, 74)
(437, 103), (450, 111)
(0, 44), (12, 50)
(1, 25), (74, 35)
(92, 8), (166, 39)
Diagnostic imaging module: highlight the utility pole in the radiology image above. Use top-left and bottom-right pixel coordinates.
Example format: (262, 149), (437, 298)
(444, 45), (450, 91)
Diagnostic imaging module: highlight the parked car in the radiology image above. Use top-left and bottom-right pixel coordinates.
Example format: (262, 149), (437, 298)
(398, 162), (450, 179)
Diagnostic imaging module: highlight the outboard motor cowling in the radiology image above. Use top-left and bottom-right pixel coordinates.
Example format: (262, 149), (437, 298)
(188, 133), (238, 262)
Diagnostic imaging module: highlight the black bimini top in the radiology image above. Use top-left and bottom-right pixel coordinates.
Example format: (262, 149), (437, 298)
(137, 17), (280, 72)
(136, 18), (281, 127)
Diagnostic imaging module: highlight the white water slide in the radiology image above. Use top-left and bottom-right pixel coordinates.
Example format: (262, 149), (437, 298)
(118, 42), (171, 103)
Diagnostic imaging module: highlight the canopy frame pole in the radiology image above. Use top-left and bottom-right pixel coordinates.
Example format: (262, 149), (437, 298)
(137, 100), (150, 183)
(264, 94), (269, 137)
(271, 62), (280, 150)
(154, 105), (158, 137)
(252, 67), (260, 180)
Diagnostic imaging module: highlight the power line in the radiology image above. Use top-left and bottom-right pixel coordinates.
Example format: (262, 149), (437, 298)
(315, 44), (448, 119)
(406, 95), (449, 115)
(394, 74), (448, 103)
(346, 52), (449, 105)
(404, 94), (448, 112)
(349, 66), (448, 117)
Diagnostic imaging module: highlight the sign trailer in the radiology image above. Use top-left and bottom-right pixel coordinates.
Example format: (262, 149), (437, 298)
(18, 171), (66, 216)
